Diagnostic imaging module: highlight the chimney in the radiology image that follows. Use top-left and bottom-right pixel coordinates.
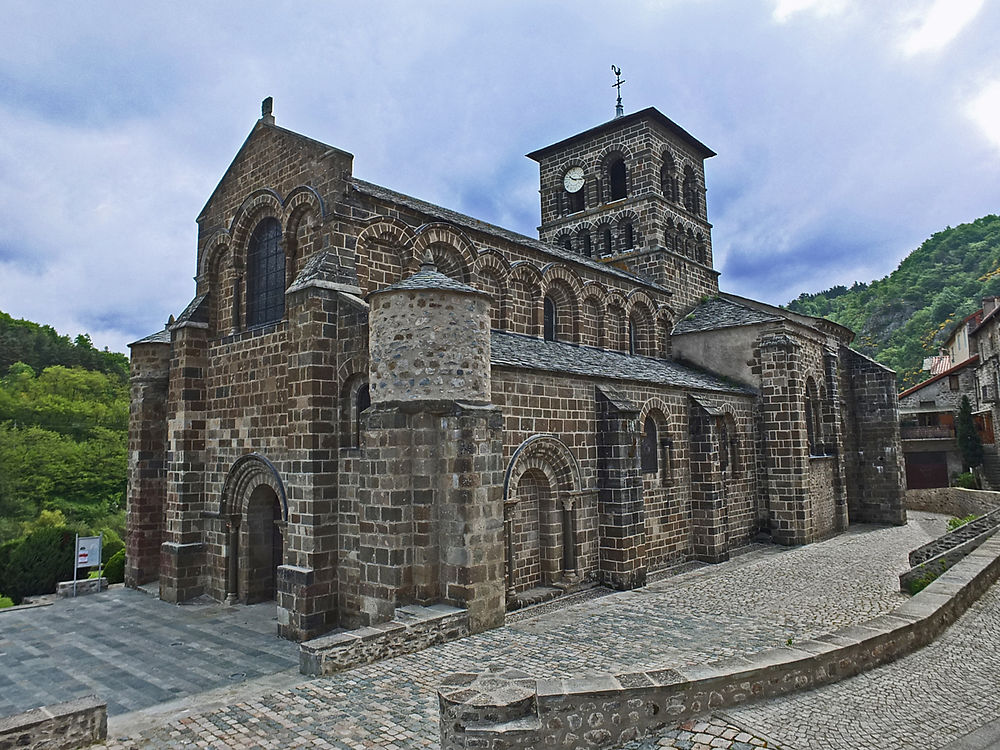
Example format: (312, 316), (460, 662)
(261, 97), (275, 126)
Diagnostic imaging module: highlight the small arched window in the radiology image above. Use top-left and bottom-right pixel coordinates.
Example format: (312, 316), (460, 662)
(624, 223), (635, 250)
(628, 320), (637, 355)
(355, 383), (371, 448)
(609, 159), (627, 201)
(683, 166), (699, 215)
(641, 416), (658, 473)
(602, 226), (613, 255)
(567, 188), (584, 213)
(246, 217), (284, 327)
(543, 297), (557, 341)
(561, 235), (573, 252)
(582, 233), (593, 258)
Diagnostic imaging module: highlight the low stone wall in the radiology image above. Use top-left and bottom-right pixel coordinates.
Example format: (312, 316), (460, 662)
(0, 696), (106, 749)
(300, 603), (468, 676)
(56, 578), (108, 597)
(438, 536), (1000, 750)
(905, 487), (1000, 518)
(908, 508), (1000, 568)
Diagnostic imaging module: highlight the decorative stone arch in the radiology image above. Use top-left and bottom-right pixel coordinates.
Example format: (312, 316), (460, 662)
(502, 435), (584, 597)
(206, 244), (234, 335)
(540, 268), (582, 343)
(714, 402), (742, 477)
(604, 290), (629, 352)
(639, 398), (676, 487)
(509, 262), (543, 336)
(283, 186), (324, 279)
(654, 305), (675, 358)
(553, 231), (575, 253)
(410, 223), (476, 282)
(473, 250), (511, 330)
(804, 374), (824, 455)
(198, 230), (233, 284)
(660, 150), (679, 202)
(355, 217), (417, 294)
(592, 220), (614, 257)
(340, 372), (371, 450)
(614, 209), (641, 253)
(595, 145), (635, 204)
(625, 291), (657, 356)
(575, 223), (595, 258)
(229, 189), (285, 255)
(682, 163), (703, 216)
(580, 282), (607, 348)
(695, 232), (708, 266)
(218, 453), (288, 605)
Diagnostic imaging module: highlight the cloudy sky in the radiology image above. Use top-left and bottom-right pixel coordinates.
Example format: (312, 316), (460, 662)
(3, 0), (1000, 353)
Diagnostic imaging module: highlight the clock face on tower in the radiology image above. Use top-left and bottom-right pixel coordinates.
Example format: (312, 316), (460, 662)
(563, 166), (585, 193)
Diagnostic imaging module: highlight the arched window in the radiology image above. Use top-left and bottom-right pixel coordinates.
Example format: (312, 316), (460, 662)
(355, 383), (371, 448)
(602, 226), (613, 255)
(624, 223), (635, 250)
(641, 416), (658, 473)
(805, 378), (823, 455)
(561, 235), (573, 252)
(660, 156), (677, 202)
(628, 320), (637, 355)
(582, 233), (593, 258)
(683, 166), (699, 215)
(608, 159), (627, 201)
(567, 188), (584, 213)
(543, 297), (557, 341)
(246, 217), (284, 327)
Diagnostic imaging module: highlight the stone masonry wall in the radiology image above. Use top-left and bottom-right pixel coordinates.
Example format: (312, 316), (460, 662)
(0, 696), (106, 750)
(126, 341), (170, 587)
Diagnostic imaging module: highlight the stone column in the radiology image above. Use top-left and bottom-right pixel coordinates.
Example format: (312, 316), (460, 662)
(125, 338), (170, 588)
(277, 284), (340, 640)
(595, 387), (647, 590)
(160, 322), (209, 603)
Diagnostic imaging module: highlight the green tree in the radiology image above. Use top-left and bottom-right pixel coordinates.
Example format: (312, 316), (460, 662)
(956, 395), (984, 471)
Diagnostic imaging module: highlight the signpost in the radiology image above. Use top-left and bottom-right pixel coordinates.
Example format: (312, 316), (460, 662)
(73, 533), (103, 597)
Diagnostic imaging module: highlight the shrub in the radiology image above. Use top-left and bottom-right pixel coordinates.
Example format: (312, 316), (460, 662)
(953, 472), (978, 489)
(4, 526), (75, 604)
(947, 513), (980, 531)
(907, 560), (949, 594)
(99, 528), (124, 563)
(0, 595), (13, 608)
(103, 548), (125, 584)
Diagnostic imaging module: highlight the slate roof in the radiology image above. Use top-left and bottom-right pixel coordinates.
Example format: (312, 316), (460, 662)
(130, 328), (171, 346)
(490, 331), (752, 394)
(672, 296), (782, 335)
(288, 250), (358, 291)
(349, 178), (669, 293)
(372, 259), (486, 297)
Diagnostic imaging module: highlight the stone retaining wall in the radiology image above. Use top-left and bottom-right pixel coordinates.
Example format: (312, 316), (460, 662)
(300, 604), (468, 675)
(0, 696), (106, 750)
(56, 578), (108, 597)
(908, 508), (1000, 568)
(905, 487), (1000, 518)
(438, 535), (1000, 750)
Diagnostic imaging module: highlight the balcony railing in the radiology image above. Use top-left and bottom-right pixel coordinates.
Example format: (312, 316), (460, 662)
(900, 425), (956, 440)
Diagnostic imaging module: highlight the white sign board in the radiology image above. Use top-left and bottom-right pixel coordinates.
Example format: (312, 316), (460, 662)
(76, 535), (102, 569)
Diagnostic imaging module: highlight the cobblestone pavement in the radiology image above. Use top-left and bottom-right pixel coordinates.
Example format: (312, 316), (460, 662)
(0, 589), (297, 717)
(91, 515), (946, 749)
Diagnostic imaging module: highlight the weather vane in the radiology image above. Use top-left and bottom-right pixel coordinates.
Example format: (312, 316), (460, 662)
(611, 65), (625, 118)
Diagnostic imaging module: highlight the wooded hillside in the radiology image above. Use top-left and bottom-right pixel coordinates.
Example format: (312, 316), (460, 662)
(787, 214), (1000, 389)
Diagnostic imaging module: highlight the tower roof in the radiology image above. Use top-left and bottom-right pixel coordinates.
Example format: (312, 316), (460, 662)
(526, 107), (716, 162)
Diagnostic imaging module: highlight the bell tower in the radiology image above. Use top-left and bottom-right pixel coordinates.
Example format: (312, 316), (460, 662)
(526, 107), (720, 313)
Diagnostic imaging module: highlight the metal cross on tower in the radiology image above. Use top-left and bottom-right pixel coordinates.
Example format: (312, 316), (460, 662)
(611, 65), (625, 118)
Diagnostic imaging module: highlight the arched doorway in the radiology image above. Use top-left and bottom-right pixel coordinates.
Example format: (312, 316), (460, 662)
(509, 468), (562, 593)
(242, 484), (283, 604)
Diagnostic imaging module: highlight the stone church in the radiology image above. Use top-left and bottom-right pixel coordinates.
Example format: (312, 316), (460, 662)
(126, 98), (905, 641)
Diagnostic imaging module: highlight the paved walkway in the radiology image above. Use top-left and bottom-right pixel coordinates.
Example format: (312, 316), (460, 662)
(70, 513), (950, 749)
(0, 589), (298, 717)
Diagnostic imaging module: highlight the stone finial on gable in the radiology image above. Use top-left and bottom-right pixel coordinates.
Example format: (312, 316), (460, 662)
(261, 97), (275, 126)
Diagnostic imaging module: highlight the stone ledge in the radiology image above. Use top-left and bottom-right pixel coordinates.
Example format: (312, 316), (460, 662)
(57, 578), (108, 597)
(438, 534), (1000, 750)
(300, 604), (468, 675)
(0, 695), (106, 750)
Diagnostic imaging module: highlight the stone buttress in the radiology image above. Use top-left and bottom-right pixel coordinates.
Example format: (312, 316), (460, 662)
(356, 256), (506, 633)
